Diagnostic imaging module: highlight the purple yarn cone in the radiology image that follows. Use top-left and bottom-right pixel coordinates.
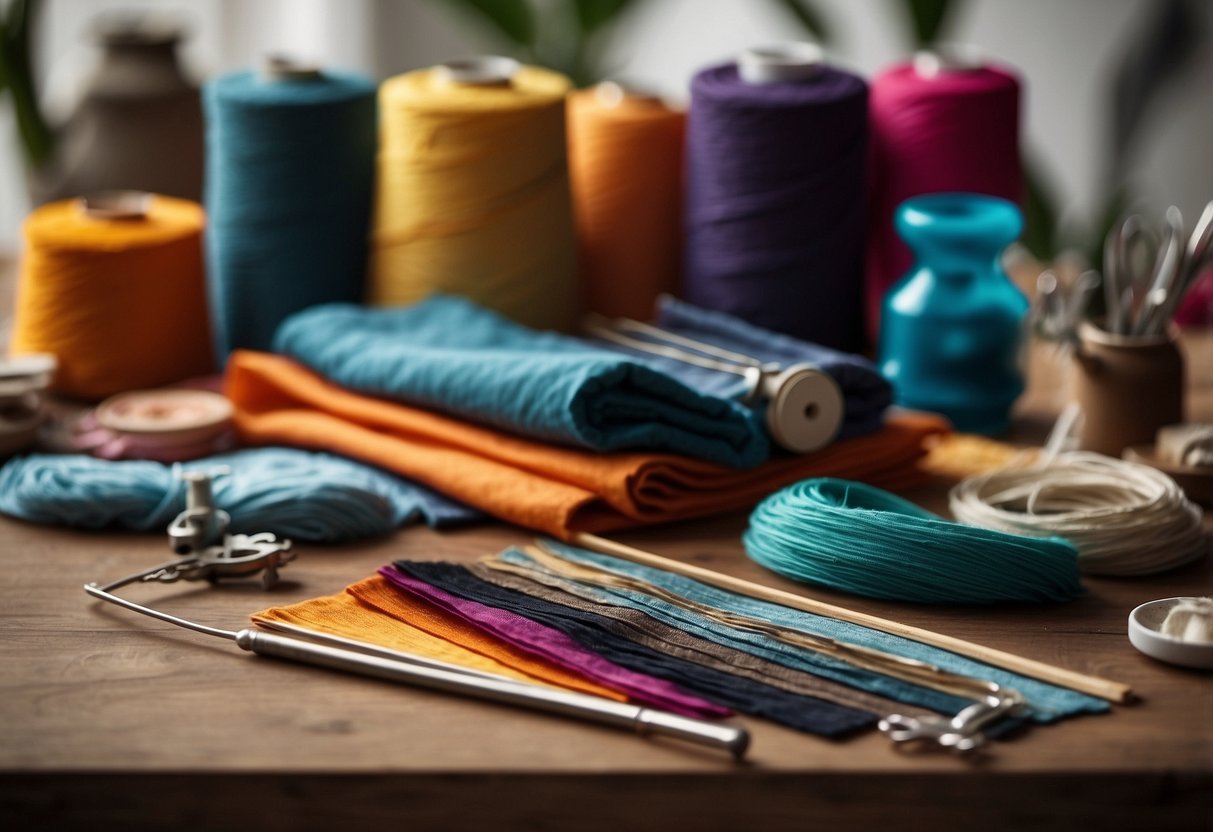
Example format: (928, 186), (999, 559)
(684, 62), (868, 352)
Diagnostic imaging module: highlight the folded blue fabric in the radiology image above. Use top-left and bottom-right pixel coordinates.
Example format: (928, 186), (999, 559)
(636, 296), (891, 440)
(532, 539), (1109, 723)
(274, 296), (770, 468)
(0, 448), (481, 542)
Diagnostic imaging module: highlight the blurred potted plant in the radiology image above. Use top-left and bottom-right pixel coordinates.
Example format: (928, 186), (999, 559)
(1, 0), (204, 205)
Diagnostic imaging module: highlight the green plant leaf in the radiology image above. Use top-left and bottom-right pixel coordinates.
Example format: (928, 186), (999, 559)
(435, 0), (536, 48)
(899, 0), (961, 48)
(0, 0), (55, 168)
(570, 0), (635, 36)
(768, 0), (833, 44)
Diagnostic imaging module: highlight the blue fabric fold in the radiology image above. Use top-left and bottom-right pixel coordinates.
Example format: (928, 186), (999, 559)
(273, 296), (771, 468)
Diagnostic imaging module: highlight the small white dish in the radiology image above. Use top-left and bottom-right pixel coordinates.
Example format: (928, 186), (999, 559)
(1128, 597), (1213, 670)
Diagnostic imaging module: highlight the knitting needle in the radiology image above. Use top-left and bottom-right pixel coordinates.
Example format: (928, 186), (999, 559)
(234, 627), (751, 758)
(84, 579), (749, 759)
(572, 533), (1133, 704)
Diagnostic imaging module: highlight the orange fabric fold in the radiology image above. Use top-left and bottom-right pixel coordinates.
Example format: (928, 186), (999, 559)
(252, 576), (625, 700)
(226, 350), (948, 538)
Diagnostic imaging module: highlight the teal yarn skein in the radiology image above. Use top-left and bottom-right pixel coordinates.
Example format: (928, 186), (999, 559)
(0, 448), (445, 543)
(743, 478), (1083, 604)
(204, 68), (377, 358)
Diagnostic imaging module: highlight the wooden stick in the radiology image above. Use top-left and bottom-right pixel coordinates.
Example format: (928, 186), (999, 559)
(573, 533), (1133, 704)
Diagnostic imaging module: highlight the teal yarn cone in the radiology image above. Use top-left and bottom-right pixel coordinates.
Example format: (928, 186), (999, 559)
(204, 67), (377, 358)
(743, 478), (1083, 604)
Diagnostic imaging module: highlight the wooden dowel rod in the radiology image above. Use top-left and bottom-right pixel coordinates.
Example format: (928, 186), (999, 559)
(573, 532), (1133, 704)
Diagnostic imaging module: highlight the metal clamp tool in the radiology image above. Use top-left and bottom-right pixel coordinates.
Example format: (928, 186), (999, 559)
(878, 687), (1027, 753)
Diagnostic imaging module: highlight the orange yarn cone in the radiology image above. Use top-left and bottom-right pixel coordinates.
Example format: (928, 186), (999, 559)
(568, 84), (685, 320)
(10, 194), (214, 400)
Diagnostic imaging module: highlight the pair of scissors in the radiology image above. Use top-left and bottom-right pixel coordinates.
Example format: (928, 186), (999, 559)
(1103, 200), (1213, 337)
(1103, 215), (1157, 335)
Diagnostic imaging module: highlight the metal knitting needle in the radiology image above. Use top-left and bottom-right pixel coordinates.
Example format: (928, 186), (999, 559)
(84, 572), (749, 760)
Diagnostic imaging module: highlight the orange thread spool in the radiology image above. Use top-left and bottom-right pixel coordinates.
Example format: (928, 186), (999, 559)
(568, 84), (685, 320)
(10, 193), (214, 400)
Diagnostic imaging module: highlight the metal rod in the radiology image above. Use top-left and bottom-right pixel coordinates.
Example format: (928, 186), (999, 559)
(84, 582), (239, 641)
(236, 628), (750, 759)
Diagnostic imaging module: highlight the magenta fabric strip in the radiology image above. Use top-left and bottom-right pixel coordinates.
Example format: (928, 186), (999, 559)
(377, 565), (730, 719)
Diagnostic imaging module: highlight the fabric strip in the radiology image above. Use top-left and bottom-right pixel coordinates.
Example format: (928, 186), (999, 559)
(465, 560), (928, 720)
(388, 561), (878, 737)
(366, 567), (728, 718)
(534, 539), (1109, 721)
(252, 576), (625, 700)
(482, 549), (967, 713)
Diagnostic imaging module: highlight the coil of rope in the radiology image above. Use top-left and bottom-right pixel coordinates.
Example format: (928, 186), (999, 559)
(949, 451), (1206, 576)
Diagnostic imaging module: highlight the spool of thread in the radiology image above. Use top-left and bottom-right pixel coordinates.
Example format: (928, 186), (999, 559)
(73, 388), (236, 462)
(204, 59), (376, 357)
(867, 49), (1022, 339)
(568, 82), (685, 320)
(743, 477), (1082, 604)
(683, 44), (869, 352)
(10, 192), (214, 400)
(0, 354), (56, 457)
(371, 57), (578, 332)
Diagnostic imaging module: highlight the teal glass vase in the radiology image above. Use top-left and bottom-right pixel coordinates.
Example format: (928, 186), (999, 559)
(878, 193), (1028, 435)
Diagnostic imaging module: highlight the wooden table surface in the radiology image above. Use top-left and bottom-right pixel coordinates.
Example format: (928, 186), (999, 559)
(1, 254), (1211, 830)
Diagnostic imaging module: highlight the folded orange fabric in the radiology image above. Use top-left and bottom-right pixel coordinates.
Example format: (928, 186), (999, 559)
(252, 576), (625, 700)
(226, 350), (948, 538)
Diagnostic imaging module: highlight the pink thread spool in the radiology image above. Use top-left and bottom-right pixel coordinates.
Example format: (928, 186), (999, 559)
(867, 49), (1023, 342)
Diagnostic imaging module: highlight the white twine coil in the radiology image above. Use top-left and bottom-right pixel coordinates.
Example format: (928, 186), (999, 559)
(949, 451), (1207, 576)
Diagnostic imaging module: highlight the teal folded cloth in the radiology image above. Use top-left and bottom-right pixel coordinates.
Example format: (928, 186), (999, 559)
(273, 296), (770, 467)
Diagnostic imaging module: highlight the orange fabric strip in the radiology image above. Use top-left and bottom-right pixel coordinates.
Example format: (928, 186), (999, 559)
(226, 350), (948, 538)
(252, 576), (625, 701)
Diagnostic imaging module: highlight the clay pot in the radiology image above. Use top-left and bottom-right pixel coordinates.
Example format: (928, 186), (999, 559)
(1072, 322), (1185, 456)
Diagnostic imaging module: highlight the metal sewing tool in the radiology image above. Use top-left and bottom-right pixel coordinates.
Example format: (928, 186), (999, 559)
(1034, 268), (1099, 347)
(878, 687), (1027, 753)
(1100, 200), (1213, 337)
(1103, 214), (1157, 335)
(84, 473), (749, 759)
(1133, 206), (1185, 336)
(584, 312), (844, 453)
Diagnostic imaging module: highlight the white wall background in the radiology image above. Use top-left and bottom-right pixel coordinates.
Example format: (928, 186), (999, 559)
(1, 0), (1210, 252)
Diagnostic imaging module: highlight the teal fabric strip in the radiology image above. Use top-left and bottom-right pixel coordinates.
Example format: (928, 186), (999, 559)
(528, 540), (1110, 721)
(500, 547), (970, 717)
